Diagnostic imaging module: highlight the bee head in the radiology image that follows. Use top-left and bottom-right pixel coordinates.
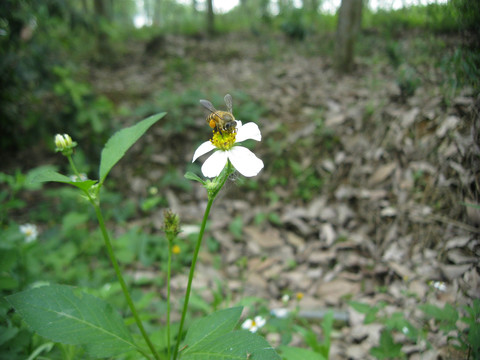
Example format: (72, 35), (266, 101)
(224, 121), (236, 132)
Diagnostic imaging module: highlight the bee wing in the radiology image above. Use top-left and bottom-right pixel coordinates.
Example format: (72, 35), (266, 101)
(224, 94), (233, 113)
(200, 99), (217, 113)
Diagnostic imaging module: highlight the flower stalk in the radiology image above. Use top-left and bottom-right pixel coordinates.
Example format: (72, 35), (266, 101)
(172, 196), (214, 360)
(163, 210), (180, 360)
(92, 202), (160, 360)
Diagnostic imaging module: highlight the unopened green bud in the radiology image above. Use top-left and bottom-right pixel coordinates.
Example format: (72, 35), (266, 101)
(55, 134), (67, 150)
(54, 133), (77, 156)
(163, 209), (180, 241)
(63, 133), (73, 147)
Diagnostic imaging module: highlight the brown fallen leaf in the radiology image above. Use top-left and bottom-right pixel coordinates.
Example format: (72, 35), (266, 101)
(368, 162), (397, 186)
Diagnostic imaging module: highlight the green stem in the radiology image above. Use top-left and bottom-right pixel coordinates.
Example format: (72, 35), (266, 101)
(172, 197), (215, 360)
(167, 241), (173, 360)
(66, 155), (82, 179)
(92, 203), (160, 360)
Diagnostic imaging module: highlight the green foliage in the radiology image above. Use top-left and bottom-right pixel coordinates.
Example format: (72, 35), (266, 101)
(396, 64), (421, 100)
(99, 112), (166, 184)
(420, 300), (480, 358)
(441, 48), (480, 94)
(279, 345), (326, 360)
(386, 41), (403, 68)
(0, 0), (110, 155)
(6, 284), (137, 358)
(134, 89), (201, 135)
(451, 0), (480, 34)
(370, 330), (404, 359)
(350, 299), (480, 359)
(229, 216), (244, 240)
(363, 3), (460, 35)
(181, 307), (280, 360)
(53, 66), (114, 136)
(280, 9), (308, 41)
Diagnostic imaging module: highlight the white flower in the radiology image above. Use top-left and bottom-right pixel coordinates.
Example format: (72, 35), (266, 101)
(19, 223), (38, 243)
(69, 173), (88, 182)
(192, 121), (264, 178)
(271, 308), (289, 319)
(241, 315), (266, 333)
(432, 281), (447, 292)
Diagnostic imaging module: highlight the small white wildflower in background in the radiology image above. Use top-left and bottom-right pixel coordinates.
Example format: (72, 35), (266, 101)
(69, 173), (88, 182)
(193, 121), (264, 178)
(19, 223), (38, 243)
(282, 294), (290, 303)
(432, 281), (447, 292)
(241, 316), (266, 333)
(271, 308), (289, 319)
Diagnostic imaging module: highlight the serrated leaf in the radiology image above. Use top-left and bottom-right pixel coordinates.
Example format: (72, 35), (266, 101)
(6, 284), (136, 358)
(183, 307), (243, 349)
(182, 331), (280, 360)
(32, 170), (97, 192)
(99, 112), (165, 183)
(279, 346), (326, 360)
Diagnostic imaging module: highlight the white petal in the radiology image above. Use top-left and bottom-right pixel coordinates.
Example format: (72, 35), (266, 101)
(236, 122), (261, 143)
(255, 316), (266, 327)
(241, 319), (253, 330)
(201, 151), (229, 178)
(228, 146), (264, 177)
(192, 141), (215, 162)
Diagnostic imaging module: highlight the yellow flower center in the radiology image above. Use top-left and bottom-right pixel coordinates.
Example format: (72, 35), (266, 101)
(210, 130), (236, 151)
(172, 245), (181, 254)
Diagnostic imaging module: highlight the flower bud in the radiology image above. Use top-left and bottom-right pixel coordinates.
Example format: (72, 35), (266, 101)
(55, 134), (67, 150)
(54, 133), (77, 156)
(63, 133), (73, 147)
(163, 209), (181, 241)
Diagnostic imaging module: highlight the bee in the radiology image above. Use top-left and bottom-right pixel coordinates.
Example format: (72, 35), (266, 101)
(200, 94), (237, 134)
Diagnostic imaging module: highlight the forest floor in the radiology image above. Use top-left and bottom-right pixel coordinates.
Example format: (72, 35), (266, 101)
(89, 29), (479, 359)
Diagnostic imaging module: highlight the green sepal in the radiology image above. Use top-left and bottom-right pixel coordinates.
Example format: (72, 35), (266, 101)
(184, 171), (205, 184)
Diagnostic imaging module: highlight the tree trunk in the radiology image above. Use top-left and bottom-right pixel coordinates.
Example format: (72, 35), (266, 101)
(206, 0), (215, 35)
(334, 0), (362, 74)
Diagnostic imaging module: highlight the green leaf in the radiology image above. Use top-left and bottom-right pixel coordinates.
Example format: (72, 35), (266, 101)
(419, 303), (458, 327)
(182, 331), (280, 360)
(6, 284), (136, 358)
(384, 312), (418, 340)
(279, 346), (326, 360)
(349, 301), (372, 314)
(370, 330), (403, 359)
(32, 170), (97, 192)
(183, 307), (243, 349)
(184, 171), (205, 184)
(99, 112), (165, 183)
